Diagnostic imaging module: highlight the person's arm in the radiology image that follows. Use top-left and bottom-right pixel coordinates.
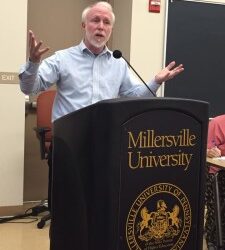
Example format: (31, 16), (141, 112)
(119, 60), (184, 97)
(214, 119), (225, 156)
(207, 119), (222, 158)
(19, 30), (52, 95)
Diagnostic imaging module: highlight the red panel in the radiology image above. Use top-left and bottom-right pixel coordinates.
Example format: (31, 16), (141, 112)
(149, 0), (161, 13)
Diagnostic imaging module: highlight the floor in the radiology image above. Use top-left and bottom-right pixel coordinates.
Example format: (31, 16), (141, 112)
(0, 220), (209, 250)
(0, 201), (209, 250)
(0, 218), (50, 250)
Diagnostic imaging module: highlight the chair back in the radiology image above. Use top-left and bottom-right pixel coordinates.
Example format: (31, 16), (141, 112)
(36, 90), (56, 142)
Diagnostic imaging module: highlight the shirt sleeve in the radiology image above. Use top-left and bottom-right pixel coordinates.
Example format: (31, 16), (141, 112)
(207, 119), (216, 149)
(118, 62), (160, 97)
(19, 53), (60, 95)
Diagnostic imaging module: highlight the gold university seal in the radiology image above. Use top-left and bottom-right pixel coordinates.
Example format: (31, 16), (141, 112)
(126, 183), (191, 250)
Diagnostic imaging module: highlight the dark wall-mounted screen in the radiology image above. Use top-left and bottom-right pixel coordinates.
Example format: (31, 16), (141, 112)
(165, 0), (225, 117)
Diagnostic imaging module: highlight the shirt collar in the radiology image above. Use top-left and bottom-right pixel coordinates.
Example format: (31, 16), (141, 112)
(79, 40), (111, 58)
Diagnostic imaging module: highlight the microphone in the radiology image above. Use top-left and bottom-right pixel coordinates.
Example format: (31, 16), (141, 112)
(112, 50), (156, 97)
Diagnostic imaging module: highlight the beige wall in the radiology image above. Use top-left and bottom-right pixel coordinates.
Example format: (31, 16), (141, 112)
(27, 0), (91, 60)
(130, 0), (167, 96)
(0, 0), (27, 206)
(111, 0), (132, 61)
(0, 1), (27, 72)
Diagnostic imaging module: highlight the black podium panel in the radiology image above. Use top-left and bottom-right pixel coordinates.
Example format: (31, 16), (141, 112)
(51, 98), (208, 250)
(119, 110), (202, 250)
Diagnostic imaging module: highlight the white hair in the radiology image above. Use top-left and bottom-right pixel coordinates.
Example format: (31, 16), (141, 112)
(82, 1), (115, 25)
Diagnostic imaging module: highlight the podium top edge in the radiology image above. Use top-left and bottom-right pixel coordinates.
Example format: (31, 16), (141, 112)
(54, 96), (209, 125)
(97, 97), (209, 105)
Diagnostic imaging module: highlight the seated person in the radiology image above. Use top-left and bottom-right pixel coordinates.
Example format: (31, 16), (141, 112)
(205, 114), (225, 247)
(207, 114), (225, 173)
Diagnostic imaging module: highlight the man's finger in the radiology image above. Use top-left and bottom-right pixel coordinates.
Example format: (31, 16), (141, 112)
(166, 61), (176, 70)
(33, 41), (43, 53)
(39, 47), (50, 57)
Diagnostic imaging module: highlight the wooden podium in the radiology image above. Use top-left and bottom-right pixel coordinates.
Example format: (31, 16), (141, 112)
(50, 97), (209, 250)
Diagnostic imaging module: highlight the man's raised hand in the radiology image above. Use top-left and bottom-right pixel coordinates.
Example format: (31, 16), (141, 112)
(29, 30), (50, 63)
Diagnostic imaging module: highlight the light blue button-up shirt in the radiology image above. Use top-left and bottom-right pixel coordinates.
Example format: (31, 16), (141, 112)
(19, 41), (159, 121)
